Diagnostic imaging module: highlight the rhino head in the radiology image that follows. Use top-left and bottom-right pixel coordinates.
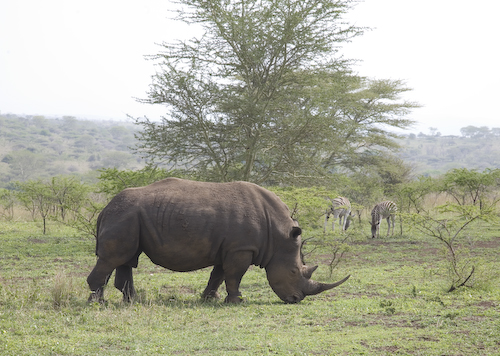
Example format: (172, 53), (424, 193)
(265, 226), (350, 303)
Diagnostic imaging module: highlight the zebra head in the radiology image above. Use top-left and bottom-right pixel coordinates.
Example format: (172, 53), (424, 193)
(369, 220), (379, 239)
(344, 211), (353, 230)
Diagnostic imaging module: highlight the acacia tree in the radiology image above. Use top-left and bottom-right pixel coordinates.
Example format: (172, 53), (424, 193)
(135, 0), (418, 184)
(15, 180), (55, 234)
(0, 188), (16, 220)
(48, 176), (89, 221)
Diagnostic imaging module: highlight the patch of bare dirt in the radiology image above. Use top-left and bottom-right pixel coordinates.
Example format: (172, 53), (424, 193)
(472, 237), (500, 249)
(27, 237), (47, 243)
(160, 284), (198, 295)
(474, 300), (497, 309)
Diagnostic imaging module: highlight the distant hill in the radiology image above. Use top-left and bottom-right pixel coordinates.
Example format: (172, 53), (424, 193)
(397, 132), (500, 176)
(0, 114), (144, 187)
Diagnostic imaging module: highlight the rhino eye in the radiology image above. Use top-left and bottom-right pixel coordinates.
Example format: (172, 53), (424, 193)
(291, 267), (299, 275)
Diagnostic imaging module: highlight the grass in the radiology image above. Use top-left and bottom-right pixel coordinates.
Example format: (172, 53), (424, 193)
(0, 220), (499, 355)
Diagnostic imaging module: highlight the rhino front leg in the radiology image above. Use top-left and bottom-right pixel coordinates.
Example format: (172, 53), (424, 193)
(114, 265), (136, 302)
(202, 265), (224, 300)
(223, 251), (253, 303)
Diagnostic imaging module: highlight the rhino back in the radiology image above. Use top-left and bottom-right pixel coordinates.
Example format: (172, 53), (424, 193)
(97, 178), (293, 271)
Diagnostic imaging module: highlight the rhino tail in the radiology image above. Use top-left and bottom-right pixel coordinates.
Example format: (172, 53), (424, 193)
(94, 211), (104, 256)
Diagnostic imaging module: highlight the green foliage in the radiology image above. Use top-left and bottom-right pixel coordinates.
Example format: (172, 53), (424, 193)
(395, 176), (437, 214)
(372, 156), (414, 196)
(268, 186), (335, 231)
(49, 166), (187, 237)
(47, 176), (90, 221)
(0, 188), (15, 220)
(440, 168), (500, 207)
(13, 176), (95, 235)
(403, 199), (499, 292)
(60, 191), (107, 238)
(14, 179), (55, 234)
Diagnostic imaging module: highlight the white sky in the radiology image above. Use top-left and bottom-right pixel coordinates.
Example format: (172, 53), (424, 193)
(0, 0), (498, 136)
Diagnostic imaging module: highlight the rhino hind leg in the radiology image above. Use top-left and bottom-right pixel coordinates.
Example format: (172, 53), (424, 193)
(115, 265), (136, 302)
(202, 265), (225, 300)
(87, 259), (114, 303)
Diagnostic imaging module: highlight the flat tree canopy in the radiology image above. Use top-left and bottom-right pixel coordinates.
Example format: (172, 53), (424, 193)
(134, 0), (419, 184)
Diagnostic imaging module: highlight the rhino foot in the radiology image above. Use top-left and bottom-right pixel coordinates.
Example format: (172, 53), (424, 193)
(202, 290), (221, 301)
(121, 289), (136, 304)
(88, 290), (106, 304)
(224, 294), (244, 303)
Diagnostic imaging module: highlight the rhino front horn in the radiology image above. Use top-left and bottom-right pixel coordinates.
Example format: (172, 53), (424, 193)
(304, 275), (350, 296)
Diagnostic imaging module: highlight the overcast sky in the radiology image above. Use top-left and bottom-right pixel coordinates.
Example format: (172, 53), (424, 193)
(1, 0), (498, 136)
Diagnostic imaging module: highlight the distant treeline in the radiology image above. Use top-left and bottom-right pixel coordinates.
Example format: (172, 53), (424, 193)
(409, 125), (500, 139)
(398, 126), (500, 176)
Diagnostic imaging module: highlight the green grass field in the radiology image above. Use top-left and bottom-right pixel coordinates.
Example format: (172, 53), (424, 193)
(0, 220), (499, 355)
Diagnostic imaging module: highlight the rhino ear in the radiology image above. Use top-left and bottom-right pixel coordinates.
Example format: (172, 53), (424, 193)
(290, 226), (302, 239)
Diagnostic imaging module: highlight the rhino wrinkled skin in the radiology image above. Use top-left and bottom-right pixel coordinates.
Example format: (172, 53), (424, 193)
(87, 178), (349, 303)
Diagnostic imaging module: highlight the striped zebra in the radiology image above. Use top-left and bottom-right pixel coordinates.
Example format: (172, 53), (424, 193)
(324, 197), (352, 232)
(370, 201), (397, 238)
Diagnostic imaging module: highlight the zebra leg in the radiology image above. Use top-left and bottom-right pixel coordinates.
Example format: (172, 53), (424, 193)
(386, 217), (391, 237)
(324, 210), (329, 233)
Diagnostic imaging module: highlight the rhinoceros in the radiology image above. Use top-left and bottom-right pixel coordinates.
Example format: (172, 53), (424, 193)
(87, 178), (349, 304)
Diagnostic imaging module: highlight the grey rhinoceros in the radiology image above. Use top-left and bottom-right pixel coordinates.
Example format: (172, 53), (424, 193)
(87, 178), (349, 303)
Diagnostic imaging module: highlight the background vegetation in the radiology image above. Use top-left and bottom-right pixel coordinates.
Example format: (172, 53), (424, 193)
(2, 113), (500, 188)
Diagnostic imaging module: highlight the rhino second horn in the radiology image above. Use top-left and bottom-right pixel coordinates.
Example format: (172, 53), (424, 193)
(303, 275), (350, 296)
(303, 265), (318, 279)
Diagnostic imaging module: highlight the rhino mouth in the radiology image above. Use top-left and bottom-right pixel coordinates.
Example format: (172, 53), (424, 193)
(283, 293), (304, 304)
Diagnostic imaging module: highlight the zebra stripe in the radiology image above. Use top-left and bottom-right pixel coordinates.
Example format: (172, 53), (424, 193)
(370, 201), (397, 238)
(324, 197), (351, 232)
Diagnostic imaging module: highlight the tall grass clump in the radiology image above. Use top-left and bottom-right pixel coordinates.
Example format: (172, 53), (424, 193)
(51, 271), (75, 308)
